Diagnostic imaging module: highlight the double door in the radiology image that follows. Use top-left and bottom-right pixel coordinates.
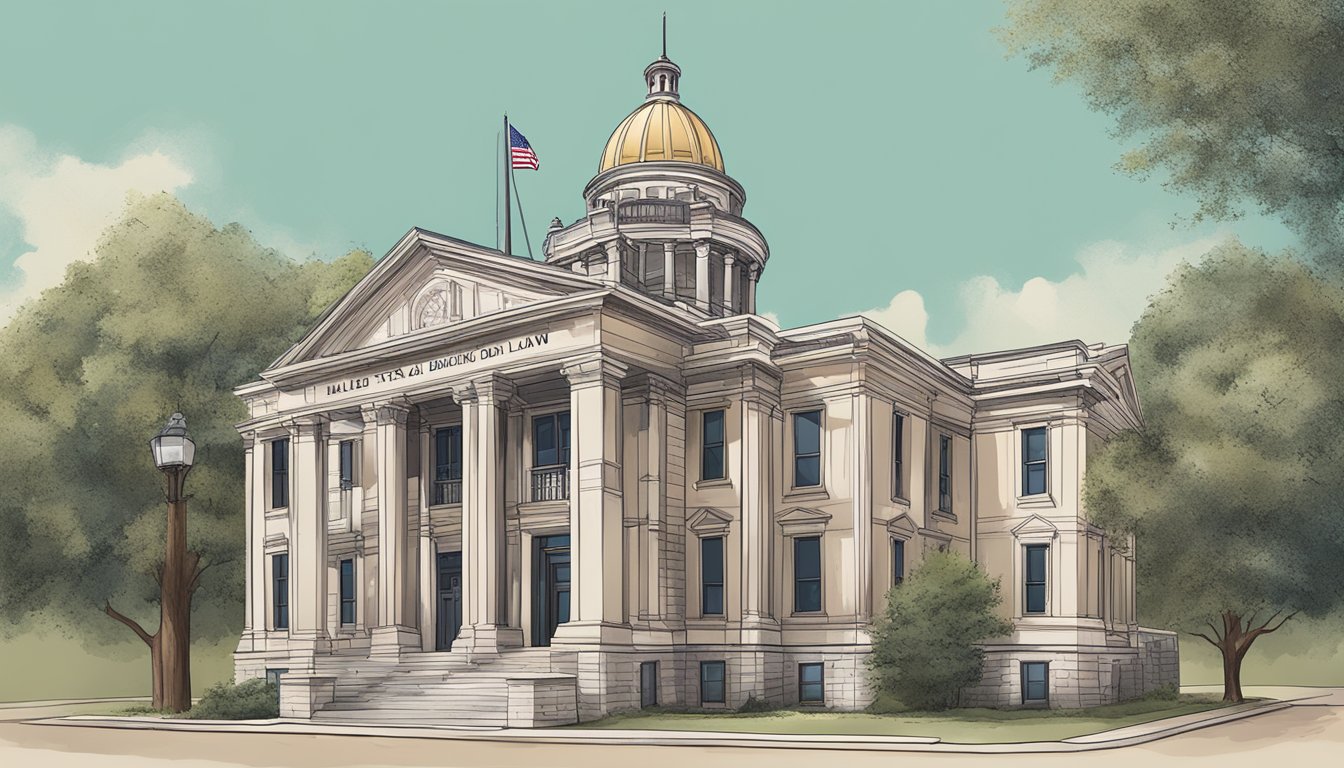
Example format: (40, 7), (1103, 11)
(532, 535), (570, 647)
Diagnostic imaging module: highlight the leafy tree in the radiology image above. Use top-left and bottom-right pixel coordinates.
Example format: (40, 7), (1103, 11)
(868, 551), (1013, 710)
(1001, 1), (1344, 263)
(0, 193), (372, 708)
(1085, 241), (1344, 702)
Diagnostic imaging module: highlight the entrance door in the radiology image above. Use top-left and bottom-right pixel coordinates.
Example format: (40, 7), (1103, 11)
(436, 552), (462, 651)
(532, 535), (570, 647)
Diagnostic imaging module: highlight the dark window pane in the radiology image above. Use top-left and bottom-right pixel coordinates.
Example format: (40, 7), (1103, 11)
(703, 585), (723, 615)
(794, 455), (820, 487)
(339, 440), (354, 489)
(641, 662), (658, 708)
(794, 410), (821, 455)
(1024, 428), (1047, 462)
(701, 537), (724, 583)
(795, 537), (821, 579)
(704, 409), (724, 444)
(799, 663), (824, 703)
(1025, 464), (1047, 496)
(558, 411), (571, 464)
(795, 580), (821, 613)
(700, 661), (726, 703)
(1023, 662), (1049, 702)
(271, 439), (289, 508)
(1025, 545), (1048, 614)
(534, 415), (556, 466)
(339, 559), (355, 625)
(892, 413), (904, 498)
(702, 445), (724, 481)
(556, 590), (570, 623)
(892, 539), (905, 585)
(273, 553), (289, 630)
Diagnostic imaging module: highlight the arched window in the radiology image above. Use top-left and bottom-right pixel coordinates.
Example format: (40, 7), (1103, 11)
(659, 75), (666, 90)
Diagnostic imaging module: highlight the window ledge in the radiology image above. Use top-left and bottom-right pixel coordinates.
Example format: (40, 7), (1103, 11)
(693, 478), (733, 491)
(1016, 494), (1057, 509)
(783, 487), (829, 503)
(427, 502), (464, 512)
(931, 509), (958, 524)
(889, 496), (911, 508)
(264, 508), (289, 520)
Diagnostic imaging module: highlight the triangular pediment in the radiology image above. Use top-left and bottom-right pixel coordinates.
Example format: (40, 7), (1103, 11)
(886, 513), (918, 538)
(688, 507), (734, 534)
(776, 506), (832, 534)
(272, 228), (601, 368)
(1011, 514), (1059, 540)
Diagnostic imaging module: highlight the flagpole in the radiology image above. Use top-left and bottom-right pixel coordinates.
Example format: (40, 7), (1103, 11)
(511, 163), (535, 260)
(503, 113), (512, 257)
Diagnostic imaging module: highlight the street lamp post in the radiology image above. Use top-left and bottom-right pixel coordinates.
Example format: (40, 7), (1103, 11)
(150, 413), (195, 712)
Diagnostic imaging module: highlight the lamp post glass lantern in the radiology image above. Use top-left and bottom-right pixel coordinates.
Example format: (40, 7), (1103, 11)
(151, 413), (196, 470)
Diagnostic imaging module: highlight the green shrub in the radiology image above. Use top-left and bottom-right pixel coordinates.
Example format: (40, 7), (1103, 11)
(735, 695), (777, 713)
(868, 550), (1013, 711)
(186, 678), (278, 720)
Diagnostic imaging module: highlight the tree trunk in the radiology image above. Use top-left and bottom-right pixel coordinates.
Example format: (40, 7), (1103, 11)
(1199, 608), (1296, 704)
(1219, 636), (1244, 703)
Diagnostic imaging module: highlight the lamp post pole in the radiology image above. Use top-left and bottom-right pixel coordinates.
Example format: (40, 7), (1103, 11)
(151, 413), (196, 713)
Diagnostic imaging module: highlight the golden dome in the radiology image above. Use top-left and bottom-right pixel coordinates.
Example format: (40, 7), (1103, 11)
(598, 97), (724, 173)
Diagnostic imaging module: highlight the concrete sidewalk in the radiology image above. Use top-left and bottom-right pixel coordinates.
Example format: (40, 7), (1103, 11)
(24, 687), (1336, 754)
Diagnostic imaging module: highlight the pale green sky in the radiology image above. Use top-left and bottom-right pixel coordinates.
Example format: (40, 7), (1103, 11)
(0, 0), (1293, 352)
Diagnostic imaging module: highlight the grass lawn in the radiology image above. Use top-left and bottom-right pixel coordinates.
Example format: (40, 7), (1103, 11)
(569, 694), (1230, 743)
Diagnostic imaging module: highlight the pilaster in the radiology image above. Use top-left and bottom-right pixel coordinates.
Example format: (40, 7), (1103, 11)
(740, 372), (781, 642)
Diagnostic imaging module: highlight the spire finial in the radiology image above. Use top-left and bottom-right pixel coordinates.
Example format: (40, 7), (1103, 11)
(662, 12), (667, 58)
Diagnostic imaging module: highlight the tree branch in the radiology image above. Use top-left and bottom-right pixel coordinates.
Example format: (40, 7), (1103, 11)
(187, 553), (233, 594)
(103, 601), (155, 647)
(1190, 631), (1222, 649)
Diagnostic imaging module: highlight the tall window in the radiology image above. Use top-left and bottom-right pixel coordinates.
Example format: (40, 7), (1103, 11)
(793, 410), (822, 488)
(1022, 661), (1049, 703)
(892, 412), (905, 499)
(701, 536), (724, 616)
(272, 553), (289, 630)
(1022, 427), (1047, 496)
(640, 661), (658, 708)
(433, 426), (463, 505)
(531, 411), (571, 501)
(892, 538), (905, 586)
(338, 440), (354, 491)
(701, 409), (725, 481)
(794, 536), (822, 613)
(1025, 544), (1048, 614)
(798, 663), (824, 704)
(700, 661), (726, 704)
(271, 438), (289, 508)
(339, 558), (355, 626)
(533, 411), (571, 467)
(937, 434), (952, 513)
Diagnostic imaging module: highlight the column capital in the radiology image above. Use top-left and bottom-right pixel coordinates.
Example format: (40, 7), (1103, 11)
(241, 430), (258, 450)
(693, 240), (711, 257)
(361, 400), (411, 427)
(560, 354), (629, 388)
(722, 251), (738, 267)
(469, 373), (517, 407)
(283, 415), (326, 441)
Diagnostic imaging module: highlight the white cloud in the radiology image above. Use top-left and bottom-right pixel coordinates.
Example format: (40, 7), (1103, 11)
(0, 125), (194, 321)
(863, 236), (1224, 358)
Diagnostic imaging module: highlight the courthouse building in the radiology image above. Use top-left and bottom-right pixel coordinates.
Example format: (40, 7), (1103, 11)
(233, 48), (1178, 725)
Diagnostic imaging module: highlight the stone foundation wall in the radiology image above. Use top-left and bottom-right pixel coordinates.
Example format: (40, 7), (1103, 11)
(506, 675), (579, 727)
(1138, 628), (1180, 692)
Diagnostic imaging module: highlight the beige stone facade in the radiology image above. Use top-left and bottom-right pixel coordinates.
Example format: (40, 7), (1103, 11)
(233, 49), (1176, 725)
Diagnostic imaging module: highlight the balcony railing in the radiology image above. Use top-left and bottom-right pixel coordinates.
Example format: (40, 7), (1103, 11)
(433, 479), (462, 506)
(531, 466), (569, 502)
(617, 199), (690, 225)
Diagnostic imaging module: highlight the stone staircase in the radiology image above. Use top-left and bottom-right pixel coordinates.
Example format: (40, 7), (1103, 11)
(308, 648), (575, 727)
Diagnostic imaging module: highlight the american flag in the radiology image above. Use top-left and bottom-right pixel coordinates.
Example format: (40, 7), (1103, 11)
(509, 125), (539, 170)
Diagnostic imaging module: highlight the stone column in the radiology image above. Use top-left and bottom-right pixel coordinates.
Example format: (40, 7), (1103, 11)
(851, 392), (874, 620)
(603, 241), (621, 286)
(457, 375), (522, 652)
(746, 265), (759, 315)
(286, 416), (329, 662)
(641, 377), (673, 621)
(722, 252), (737, 315)
(417, 416), (435, 652)
(694, 241), (711, 312)
(367, 401), (419, 655)
(554, 356), (629, 643)
(739, 388), (780, 639)
(662, 242), (676, 300)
